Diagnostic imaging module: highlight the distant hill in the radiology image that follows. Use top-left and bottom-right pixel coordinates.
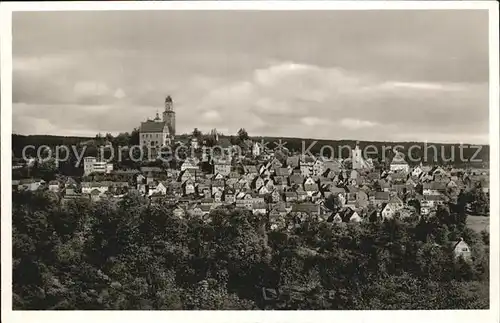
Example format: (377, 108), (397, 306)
(12, 134), (93, 157)
(12, 133), (489, 168)
(247, 135), (490, 168)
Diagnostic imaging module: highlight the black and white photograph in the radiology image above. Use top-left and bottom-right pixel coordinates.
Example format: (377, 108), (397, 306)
(1, 1), (499, 321)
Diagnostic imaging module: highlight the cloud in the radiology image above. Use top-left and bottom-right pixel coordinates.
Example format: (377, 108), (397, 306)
(340, 118), (378, 129)
(11, 11), (488, 143)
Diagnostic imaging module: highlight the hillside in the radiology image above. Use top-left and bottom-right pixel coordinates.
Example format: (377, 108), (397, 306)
(12, 133), (489, 168)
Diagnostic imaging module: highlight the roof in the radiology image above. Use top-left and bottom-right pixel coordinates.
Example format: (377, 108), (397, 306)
(287, 156), (300, 168)
(275, 168), (289, 176)
(289, 174), (304, 185)
(140, 166), (163, 173)
(450, 238), (469, 250)
(373, 191), (390, 200)
(391, 153), (408, 165)
(252, 202), (267, 209)
(140, 120), (168, 133)
(304, 184), (319, 191)
(291, 203), (319, 214)
(245, 165), (258, 173)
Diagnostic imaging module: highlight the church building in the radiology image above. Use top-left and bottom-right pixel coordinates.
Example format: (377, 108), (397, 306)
(139, 96), (176, 148)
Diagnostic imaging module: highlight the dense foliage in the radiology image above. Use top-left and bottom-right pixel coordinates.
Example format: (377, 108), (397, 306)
(13, 191), (489, 310)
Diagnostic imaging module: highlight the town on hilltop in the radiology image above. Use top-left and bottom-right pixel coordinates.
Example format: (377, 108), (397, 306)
(12, 96), (490, 255)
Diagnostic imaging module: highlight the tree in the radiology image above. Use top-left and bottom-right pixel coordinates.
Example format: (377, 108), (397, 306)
(192, 128), (202, 140)
(324, 194), (342, 213)
(237, 128), (249, 142)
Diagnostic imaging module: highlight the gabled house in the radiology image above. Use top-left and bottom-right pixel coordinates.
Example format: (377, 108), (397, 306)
(296, 187), (307, 201)
(257, 185), (270, 195)
(48, 180), (61, 192)
(271, 189), (282, 203)
(213, 190), (223, 202)
(289, 174), (304, 186)
(252, 176), (265, 190)
(370, 191), (390, 206)
(304, 182), (319, 197)
(252, 202), (268, 215)
(211, 179), (225, 195)
(284, 191), (298, 202)
(182, 180), (195, 196)
(450, 238), (472, 262)
(349, 211), (363, 223)
(275, 167), (290, 177)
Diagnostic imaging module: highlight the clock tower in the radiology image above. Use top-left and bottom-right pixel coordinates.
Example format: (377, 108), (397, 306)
(162, 95), (176, 137)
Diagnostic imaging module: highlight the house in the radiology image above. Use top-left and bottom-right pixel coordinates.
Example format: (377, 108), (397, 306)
(275, 167), (290, 177)
(151, 181), (168, 195)
(388, 196), (404, 209)
(257, 185), (270, 195)
(213, 172), (225, 180)
(188, 205), (204, 218)
(197, 182), (211, 198)
(291, 203), (320, 217)
(332, 212), (343, 223)
(213, 158), (231, 176)
(323, 159), (342, 174)
(48, 180), (61, 192)
(450, 238), (472, 262)
(370, 191), (390, 206)
(271, 189), (282, 203)
(252, 176), (265, 190)
(90, 189), (102, 202)
(423, 182), (447, 195)
(269, 205), (288, 230)
(181, 157), (200, 172)
(273, 176), (288, 190)
(19, 178), (44, 191)
(411, 165), (424, 178)
(173, 206), (186, 218)
(349, 211), (363, 223)
(390, 151), (410, 173)
(264, 179), (275, 191)
(312, 159), (325, 177)
(179, 169), (200, 183)
(236, 193), (254, 209)
(284, 191), (298, 202)
(252, 202), (267, 215)
(12, 180), (20, 191)
(244, 165), (258, 175)
(356, 190), (369, 208)
(213, 190), (223, 203)
(304, 182), (319, 197)
(211, 179), (225, 195)
(289, 174), (304, 186)
(287, 156), (300, 168)
(81, 181), (110, 195)
(182, 180), (195, 196)
(422, 194), (445, 209)
(296, 187), (308, 201)
(223, 187), (235, 203)
(381, 203), (398, 220)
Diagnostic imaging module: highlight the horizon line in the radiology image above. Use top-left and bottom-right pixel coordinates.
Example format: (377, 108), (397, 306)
(11, 132), (490, 147)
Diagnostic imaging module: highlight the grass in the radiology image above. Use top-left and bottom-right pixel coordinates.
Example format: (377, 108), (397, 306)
(466, 215), (489, 233)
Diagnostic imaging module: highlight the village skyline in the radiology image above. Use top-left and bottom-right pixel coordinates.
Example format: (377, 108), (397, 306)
(12, 10), (489, 144)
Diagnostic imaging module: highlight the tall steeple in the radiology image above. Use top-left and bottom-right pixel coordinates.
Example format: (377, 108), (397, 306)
(162, 95), (176, 137)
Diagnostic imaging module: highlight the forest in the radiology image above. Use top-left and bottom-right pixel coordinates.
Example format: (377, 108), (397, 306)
(12, 133), (489, 169)
(13, 190), (489, 310)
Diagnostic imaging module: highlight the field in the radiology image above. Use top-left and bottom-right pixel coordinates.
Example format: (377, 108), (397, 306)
(466, 215), (490, 233)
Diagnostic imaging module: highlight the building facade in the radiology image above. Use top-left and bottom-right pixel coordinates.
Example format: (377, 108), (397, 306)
(139, 96), (176, 148)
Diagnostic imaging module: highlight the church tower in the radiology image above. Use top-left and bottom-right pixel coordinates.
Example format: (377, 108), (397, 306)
(162, 95), (176, 137)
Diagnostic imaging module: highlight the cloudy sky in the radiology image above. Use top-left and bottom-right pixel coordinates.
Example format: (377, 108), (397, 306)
(13, 10), (489, 143)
